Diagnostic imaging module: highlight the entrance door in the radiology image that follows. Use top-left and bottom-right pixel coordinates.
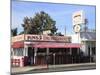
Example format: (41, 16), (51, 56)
(36, 48), (46, 65)
(28, 47), (34, 65)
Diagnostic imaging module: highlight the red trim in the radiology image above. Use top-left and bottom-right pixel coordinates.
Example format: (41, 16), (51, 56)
(12, 41), (81, 48)
(31, 42), (81, 48)
(12, 41), (24, 48)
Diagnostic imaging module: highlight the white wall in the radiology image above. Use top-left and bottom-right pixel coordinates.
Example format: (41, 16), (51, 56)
(70, 33), (81, 43)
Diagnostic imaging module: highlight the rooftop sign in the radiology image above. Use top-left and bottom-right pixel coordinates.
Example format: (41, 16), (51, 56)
(25, 34), (71, 42)
(11, 34), (24, 43)
(12, 34), (71, 43)
(72, 10), (85, 25)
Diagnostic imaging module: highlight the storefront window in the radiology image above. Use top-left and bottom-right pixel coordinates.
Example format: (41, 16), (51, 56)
(13, 48), (24, 56)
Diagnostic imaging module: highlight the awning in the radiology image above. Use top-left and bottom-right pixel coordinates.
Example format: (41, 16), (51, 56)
(12, 41), (24, 48)
(31, 42), (81, 48)
(12, 42), (81, 48)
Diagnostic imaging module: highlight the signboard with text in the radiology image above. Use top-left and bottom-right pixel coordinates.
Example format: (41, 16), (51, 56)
(25, 34), (71, 42)
(72, 10), (85, 26)
(12, 34), (71, 43)
(12, 34), (24, 43)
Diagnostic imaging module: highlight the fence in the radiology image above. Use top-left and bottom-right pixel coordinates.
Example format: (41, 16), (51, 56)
(35, 53), (95, 65)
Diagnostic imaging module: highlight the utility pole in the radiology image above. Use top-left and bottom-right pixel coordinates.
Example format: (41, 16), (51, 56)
(65, 25), (66, 36)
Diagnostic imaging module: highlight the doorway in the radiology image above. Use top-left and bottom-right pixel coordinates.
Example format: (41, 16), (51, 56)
(28, 47), (34, 65)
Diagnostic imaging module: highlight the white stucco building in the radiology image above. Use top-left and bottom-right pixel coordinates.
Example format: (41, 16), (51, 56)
(70, 31), (96, 57)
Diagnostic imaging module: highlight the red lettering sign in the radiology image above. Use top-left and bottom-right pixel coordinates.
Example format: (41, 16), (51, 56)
(25, 34), (71, 42)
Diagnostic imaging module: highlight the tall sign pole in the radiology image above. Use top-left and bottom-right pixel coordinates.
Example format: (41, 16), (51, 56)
(72, 10), (85, 63)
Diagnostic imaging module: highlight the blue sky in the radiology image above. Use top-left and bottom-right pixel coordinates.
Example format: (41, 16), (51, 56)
(12, 0), (96, 35)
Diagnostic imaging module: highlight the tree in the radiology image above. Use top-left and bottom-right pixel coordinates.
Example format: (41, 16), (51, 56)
(21, 17), (33, 34)
(11, 28), (17, 36)
(55, 32), (64, 36)
(19, 31), (24, 35)
(21, 11), (57, 35)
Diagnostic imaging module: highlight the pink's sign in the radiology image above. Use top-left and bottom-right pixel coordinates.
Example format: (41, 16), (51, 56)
(25, 34), (71, 42)
(12, 34), (71, 43)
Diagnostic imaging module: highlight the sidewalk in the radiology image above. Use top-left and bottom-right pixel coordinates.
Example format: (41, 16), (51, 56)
(11, 63), (96, 73)
(48, 63), (96, 68)
(11, 65), (48, 73)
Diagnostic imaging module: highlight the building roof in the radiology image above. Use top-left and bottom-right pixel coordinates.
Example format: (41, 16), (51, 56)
(80, 32), (96, 41)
